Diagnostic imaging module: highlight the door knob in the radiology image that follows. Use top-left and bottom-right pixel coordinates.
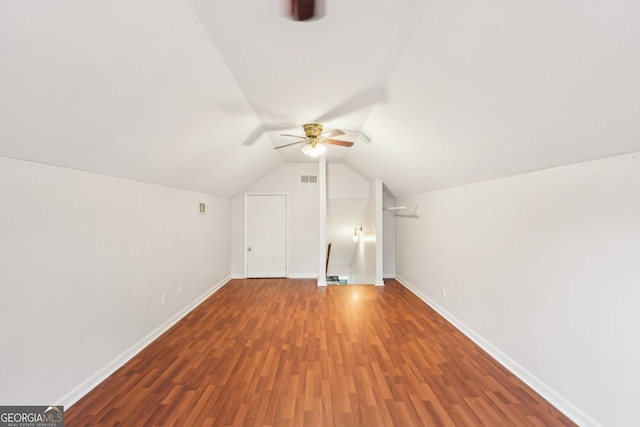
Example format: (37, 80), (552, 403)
(247, 246), (252, 252)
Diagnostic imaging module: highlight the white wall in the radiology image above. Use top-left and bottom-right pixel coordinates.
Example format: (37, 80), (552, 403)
(395, 153), (640, 427)
(0, 156), (231, 406)
(231, 163), (319, 278)
(327, 163), (369, 199)
(350, 178), (377, 284)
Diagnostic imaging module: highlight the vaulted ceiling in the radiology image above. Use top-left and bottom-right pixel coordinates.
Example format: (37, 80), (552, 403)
(2, 1), (639, 197)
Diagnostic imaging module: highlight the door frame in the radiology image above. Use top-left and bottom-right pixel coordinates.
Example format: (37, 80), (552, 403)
(244, 192), (289, 278)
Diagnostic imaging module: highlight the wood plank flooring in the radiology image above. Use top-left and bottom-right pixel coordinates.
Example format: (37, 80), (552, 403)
(65, 279), (576, 426)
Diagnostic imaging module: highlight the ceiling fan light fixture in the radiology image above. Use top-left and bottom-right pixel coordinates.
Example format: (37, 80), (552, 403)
(301, 142), (326, 157)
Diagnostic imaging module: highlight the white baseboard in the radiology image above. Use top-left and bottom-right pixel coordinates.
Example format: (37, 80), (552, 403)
(233, 273), (317, 279)
(288, 273), (318, 279)
(394, 275), (601, 427)
(59, 275), (231, 409)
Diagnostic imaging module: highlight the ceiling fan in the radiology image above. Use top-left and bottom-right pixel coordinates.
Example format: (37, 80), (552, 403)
(275, 123), (354, 157)
(288, 0), (317, 21)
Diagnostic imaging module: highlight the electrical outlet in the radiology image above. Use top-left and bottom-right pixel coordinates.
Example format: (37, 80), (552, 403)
(160, 293), (166, 307)
(441, 288), (446, 299)
(178, 283), (183, 295)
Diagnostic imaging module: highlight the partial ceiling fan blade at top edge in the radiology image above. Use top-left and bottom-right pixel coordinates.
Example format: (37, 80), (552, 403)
(325, 139), (354, 147)
(274, 140), (306, 149)
(281, 133), (306, 138)
(321, 129), (345, 138)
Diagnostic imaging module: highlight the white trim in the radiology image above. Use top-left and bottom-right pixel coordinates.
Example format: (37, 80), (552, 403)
(374, 178), (384, 286)
(394, 275), (601, 427)
(244, 193), (289, 279)
(230, 273), (245, 279)
(289, 273), (318, 279)
(60, 275), (231, 409)
(244, 272), (287, 278)
(317, 157), (327, 287)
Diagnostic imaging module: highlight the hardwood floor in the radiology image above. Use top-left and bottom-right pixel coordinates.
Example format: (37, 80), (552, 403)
(65, 279), (576, 426)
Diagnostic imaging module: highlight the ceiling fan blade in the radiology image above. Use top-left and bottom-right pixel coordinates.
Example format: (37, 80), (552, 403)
(325, 139), (354, 147)
(358, 131), (372, 143)
(241, 126), (266, 146)
(281, 133), (306, 139)
(241, 121), (299, 146)
(274, 140), (306, 149)
(321, 129), (345, 138)
(316, 86), (387, 123)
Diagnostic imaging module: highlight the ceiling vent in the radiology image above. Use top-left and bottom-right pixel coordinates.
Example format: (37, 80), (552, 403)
(301, 175), (318, 183)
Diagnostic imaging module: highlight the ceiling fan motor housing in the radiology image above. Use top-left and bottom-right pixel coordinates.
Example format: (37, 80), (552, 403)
(303, 123), (323, 138)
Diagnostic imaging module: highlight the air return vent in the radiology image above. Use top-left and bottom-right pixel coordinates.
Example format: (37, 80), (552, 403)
(300, 175), (318, 183)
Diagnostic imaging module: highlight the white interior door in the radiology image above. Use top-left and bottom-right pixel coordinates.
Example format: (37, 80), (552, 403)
(245, 194), (287, 278)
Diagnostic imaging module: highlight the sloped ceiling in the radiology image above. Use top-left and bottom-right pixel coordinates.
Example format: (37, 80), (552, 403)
(1, 1), (639, 197)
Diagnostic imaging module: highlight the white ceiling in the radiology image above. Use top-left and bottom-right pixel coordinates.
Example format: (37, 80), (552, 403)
(2, 1), (640, 197)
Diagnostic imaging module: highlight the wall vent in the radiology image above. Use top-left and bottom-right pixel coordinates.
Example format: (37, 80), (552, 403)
(300, 175), (318, 183)
(199, 202), (207, 215)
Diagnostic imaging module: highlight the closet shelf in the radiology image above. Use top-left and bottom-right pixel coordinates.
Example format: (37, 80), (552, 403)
(383, 205), (419, 219)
